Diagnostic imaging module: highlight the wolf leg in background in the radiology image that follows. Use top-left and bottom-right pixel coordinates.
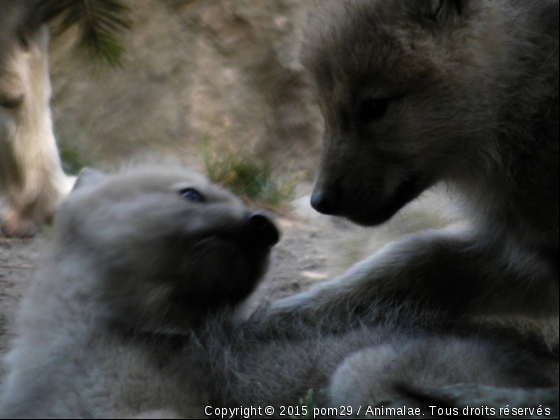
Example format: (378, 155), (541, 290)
(0, 24), (74, 237)
(271, 0), (559, 321)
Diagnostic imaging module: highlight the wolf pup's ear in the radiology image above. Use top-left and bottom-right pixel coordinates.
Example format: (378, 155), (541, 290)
(430, 0), (468, 22)
(73, 168), (108, 191)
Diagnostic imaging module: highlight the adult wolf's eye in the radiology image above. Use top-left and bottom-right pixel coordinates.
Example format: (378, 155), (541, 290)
(180, 188), (205, 203)
(358, 97), (390, 123)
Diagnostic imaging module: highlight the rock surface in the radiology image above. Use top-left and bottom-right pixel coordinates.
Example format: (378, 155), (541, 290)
(50, 0), (322, 175)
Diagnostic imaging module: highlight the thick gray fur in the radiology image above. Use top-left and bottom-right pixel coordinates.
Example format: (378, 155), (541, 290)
(0, 164), (556, 418)
(269, 0), (559, 326)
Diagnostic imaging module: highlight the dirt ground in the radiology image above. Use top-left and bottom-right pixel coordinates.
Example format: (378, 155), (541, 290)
(0, 198), (338, 380)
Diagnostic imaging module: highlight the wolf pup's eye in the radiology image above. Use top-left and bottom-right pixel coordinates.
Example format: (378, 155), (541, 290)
(180, 188), (205, 203)
(358, 97), (390, 124)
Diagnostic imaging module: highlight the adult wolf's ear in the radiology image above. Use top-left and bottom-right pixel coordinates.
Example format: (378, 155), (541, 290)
(429, 0), (469, 23)
(73, 168), (108, 191)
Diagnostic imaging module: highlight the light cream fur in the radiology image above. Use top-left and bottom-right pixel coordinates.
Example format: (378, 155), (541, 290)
(0, 25), (74, 237)
(320, 186), (470, 277)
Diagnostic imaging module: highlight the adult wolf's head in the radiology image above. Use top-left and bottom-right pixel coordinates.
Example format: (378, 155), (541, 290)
(55, 164), (280, 329)
(302, 0), (507, 226)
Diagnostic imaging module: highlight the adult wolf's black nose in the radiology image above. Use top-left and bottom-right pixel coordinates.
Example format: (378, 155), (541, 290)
(311, 190), (339, 215)
(247, 212), (280, 248)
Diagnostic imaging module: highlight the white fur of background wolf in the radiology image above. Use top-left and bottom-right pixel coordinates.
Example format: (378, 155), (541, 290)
(293, 186), (470, 277)
(0, 25), (74, 237)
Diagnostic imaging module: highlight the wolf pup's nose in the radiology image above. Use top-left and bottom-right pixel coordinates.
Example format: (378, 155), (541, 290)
(311, 190), (338, 215)
(247, 212), (280, 248)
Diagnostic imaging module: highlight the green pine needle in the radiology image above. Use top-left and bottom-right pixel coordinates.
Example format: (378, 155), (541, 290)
(204, 147), (299, 210)
(37, 0), (133, 67)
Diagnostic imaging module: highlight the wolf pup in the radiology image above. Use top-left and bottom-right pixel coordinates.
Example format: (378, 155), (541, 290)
(270, 0), (559, 322)
(0, 164), (280, 418)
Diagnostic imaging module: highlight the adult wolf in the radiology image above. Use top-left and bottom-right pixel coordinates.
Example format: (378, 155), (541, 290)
(271, 0), (559, 320)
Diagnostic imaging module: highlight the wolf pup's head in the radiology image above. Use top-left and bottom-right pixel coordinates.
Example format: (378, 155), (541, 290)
(303, 0), (506, 226)
(55, 164), (280, 330)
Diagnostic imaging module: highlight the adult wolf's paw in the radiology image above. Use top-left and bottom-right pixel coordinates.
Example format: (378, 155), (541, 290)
(1, 176), (75, 238)
(0, 208), (41, 238)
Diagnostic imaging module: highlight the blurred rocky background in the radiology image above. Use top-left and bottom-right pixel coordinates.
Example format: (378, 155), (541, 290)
(50, 0), (323, 176)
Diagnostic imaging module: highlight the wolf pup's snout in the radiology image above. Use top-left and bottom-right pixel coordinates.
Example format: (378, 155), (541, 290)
(247, 212), (280, 248)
